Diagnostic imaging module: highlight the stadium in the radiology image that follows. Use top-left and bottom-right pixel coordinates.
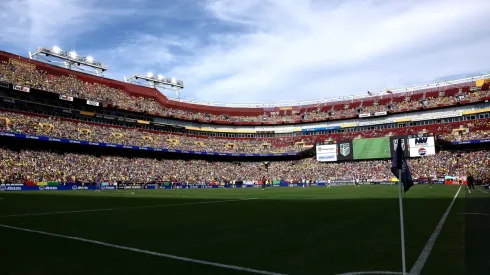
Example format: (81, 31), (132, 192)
(1, 2), (490, 274)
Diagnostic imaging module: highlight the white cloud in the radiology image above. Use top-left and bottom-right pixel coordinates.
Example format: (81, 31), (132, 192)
(106, 35), (178, 66)
(97, 34), (200, 84)
(2, 0), (490, 105)
(0, 0), (135, 50)
(161, 0), (490, 103)
(0, 0), (87, 48)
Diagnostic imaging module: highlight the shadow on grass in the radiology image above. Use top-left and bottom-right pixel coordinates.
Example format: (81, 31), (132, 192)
(0, 189), (484, 275)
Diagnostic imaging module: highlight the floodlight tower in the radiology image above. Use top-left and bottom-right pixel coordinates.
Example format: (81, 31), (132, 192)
(29, 46), (108, 76)
(125, 73), (184, 99)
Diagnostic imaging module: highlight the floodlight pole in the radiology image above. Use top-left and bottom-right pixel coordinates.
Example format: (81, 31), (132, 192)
(29, 47), (107, 77)
(95, 69), (104, 77)
(157, 85), (182, 99)
(125, 74), (184, 99)
(398, 168), (407, 275)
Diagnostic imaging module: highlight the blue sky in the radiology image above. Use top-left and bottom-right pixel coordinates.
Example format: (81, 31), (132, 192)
(1, 0), (490, 104)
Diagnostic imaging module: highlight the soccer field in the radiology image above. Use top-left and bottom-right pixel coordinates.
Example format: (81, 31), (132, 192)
(0, 185), (487, 275)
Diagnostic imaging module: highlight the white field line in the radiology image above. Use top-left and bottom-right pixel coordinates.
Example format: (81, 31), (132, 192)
(337, 272), (402, 275)
(476, 188), (488, 194)
(0, 223), (284, 275)
(458, 212), (490, 216)
(339, 186), (463, 275)
(0, 198), (257, 218)
(409, 185), (462, 275)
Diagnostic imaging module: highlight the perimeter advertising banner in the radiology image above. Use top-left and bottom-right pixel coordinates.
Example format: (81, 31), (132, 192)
(86, 100), (100, 107)
(316, 144), (337, 162)
(13, 85), (30, 93)
(59, 94), (74, 101)
(408, 135), (436, 157)
(0, 185), (117, 191)
(451, 138), (490, 145)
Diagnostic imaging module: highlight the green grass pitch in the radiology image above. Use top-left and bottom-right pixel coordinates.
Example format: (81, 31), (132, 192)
(0, 185), (488, 275)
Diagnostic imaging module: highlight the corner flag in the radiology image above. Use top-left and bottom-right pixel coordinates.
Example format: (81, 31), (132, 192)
(391, 138), (414, 192)
(391, 139), (414, 275)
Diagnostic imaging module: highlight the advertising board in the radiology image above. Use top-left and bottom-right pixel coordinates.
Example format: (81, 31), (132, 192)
(337, 140), (354, 161)
(316, 144), (337, 162)
(408, 136), (436, 157)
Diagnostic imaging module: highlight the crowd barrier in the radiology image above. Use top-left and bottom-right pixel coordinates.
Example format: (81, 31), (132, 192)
(0, 131), (298, 157)
(0, 185), (117, 191)
(0, 180), (436, 192)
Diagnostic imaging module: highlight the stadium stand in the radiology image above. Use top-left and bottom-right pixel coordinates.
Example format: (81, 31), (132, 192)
(0, 110), (312, 154)
(1, 51), (490, 126)
(1, 108), (490, 154)
(1, 149), (488, 184)
(1, 50), (490, 189)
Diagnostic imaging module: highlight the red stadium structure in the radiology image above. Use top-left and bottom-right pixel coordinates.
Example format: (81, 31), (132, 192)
(0, 48), (489, 186)
(2, 50), (490, 126)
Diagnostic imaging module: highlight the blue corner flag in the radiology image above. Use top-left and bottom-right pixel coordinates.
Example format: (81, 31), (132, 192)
(391, 139), (414, 192)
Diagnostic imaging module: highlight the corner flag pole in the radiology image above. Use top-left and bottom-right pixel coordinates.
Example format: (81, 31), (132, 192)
(398, 169), (407, 275)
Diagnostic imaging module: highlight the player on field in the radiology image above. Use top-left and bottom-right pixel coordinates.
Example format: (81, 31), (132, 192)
(428, 176), (433, 188)
(467, 174), (475, 193)
(95, 174), (101, 192)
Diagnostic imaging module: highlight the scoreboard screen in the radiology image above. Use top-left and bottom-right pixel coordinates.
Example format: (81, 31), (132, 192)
(352, 137), (391, 160)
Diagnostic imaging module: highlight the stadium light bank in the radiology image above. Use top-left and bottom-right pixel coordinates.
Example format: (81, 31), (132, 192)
(29, 46), (108, 77)
(125, 73), (184, 99)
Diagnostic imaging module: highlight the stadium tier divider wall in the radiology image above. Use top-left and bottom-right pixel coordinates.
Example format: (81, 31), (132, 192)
(0, 131), (298, 157)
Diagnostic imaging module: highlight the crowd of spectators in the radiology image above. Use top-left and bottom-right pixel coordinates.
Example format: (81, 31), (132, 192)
(1, 149), (488, 184)
(390, 99), (422, 111)
(2, 60), (489, 124)
(408, 151), (490, 181)
(0, 110), (312, 154)
(3, 109), (490, 154)
(359, 104), (387, 114)
(0, 61), (164, 113)
(439, 119), (490, 142)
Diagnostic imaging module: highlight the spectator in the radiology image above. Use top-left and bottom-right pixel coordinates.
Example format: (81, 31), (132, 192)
(2, 60), (486, 125)
(1, 149), (488, 185)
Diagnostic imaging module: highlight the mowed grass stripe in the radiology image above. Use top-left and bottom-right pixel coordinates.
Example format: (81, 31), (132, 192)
(465, 187), (490, 275)
(0, 223), (285, 275)
(409, 186), (462, 275)
(0, 186), (394, 216)
(0, 198), (257, 218)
